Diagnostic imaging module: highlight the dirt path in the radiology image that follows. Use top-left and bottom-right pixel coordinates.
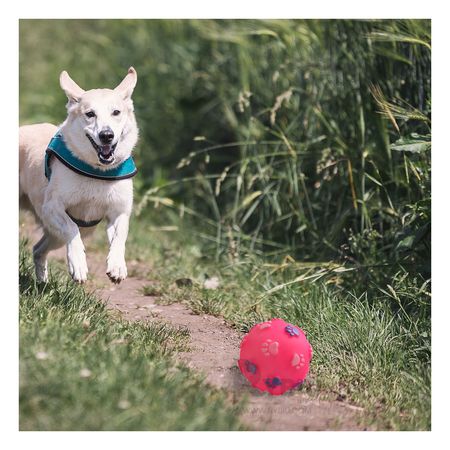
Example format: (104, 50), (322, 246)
(21, 215), (367, 431)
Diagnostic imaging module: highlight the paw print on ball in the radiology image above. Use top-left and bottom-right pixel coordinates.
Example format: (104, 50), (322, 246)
(261, 339), (279, 356)
(265, 377), (282, 389)
(244, 360), (258, 374)
(291, 352), (306, 369)
(285, 324), (301, 337)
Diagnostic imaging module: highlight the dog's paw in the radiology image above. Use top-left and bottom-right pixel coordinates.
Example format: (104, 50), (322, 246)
(106, 256), (127, 284)
(67, 244), (88, 283)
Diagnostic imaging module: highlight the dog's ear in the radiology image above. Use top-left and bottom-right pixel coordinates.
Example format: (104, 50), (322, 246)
(115, 67), (137, 100)
(59, 71), (85, 103)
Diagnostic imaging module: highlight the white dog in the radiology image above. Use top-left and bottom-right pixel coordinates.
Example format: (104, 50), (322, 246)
(19, 68), (139, 284)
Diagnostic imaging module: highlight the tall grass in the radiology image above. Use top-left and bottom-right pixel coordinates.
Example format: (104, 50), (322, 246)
(19, 17), (431, 313)
(136, 20), (430, 290)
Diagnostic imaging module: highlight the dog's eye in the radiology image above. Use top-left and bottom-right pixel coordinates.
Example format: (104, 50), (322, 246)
(85, 111), (96, 118)
(112, 110), (121, 116)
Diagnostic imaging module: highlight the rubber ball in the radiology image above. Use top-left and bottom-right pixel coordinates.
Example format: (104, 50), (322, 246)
(238, 318), (313, 395)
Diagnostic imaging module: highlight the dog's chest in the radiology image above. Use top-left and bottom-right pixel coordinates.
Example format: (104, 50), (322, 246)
(62, 177), (132, 222)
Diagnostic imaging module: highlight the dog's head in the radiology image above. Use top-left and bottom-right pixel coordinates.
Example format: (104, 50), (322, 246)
(59, 68), (138, 168)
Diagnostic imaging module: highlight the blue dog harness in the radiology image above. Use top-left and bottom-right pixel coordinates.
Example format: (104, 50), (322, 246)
(45, 133), (137, 181)
(45, 133), (137, 227)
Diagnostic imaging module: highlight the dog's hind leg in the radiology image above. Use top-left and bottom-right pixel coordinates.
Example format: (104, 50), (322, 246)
(33, 232), (63, 282)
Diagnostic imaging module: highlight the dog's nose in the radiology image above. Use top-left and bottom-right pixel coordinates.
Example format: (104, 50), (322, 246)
(99, 128), (114, 144)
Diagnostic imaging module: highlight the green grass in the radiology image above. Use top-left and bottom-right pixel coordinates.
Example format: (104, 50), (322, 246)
(19, 241), (245, 431)
(121, 213), (431, 431)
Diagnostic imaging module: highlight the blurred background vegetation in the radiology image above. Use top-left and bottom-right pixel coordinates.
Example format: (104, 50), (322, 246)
(19, 18), (430, 312)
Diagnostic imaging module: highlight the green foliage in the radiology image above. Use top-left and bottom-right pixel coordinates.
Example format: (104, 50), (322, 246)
(19, 20), (431, 281)
(19, 243), (244, 430)
(390, 133), (431, 153)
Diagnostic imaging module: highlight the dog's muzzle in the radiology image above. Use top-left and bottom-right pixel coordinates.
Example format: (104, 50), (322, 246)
(86, 134), (118, 165)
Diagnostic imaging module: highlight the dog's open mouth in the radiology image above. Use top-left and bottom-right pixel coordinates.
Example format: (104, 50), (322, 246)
(86, 134), (117, 165)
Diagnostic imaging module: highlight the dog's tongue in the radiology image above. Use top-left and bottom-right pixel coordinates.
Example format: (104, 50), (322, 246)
(100, 145), (112, 156)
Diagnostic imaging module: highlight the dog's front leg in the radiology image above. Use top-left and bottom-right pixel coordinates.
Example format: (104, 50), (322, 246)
(106, 212), (130, 283)
(42, 194), (88, 283)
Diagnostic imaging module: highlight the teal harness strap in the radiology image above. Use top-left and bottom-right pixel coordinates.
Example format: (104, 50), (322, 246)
(45, 133), (137, 181)
(45, 133), (138, 228)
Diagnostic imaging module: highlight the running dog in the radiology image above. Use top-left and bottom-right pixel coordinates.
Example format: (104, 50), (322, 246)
(19, 68), (139, 283)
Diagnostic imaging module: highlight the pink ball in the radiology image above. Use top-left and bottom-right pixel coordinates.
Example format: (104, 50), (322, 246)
(238, 318), (313, 395)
